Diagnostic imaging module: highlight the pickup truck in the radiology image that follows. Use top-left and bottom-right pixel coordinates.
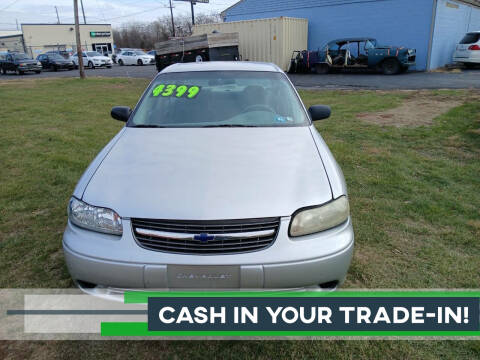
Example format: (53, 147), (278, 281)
(0, 52), (42, 75)
(288, 38), (416, 75)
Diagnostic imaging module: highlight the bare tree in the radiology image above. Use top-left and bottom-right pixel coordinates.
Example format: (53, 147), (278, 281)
(112, 13), (222, 50)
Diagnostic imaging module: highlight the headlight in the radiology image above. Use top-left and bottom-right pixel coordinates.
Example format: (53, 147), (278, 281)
(68, 197), (122, 235)
(37, 61), (41, 65)
(289, 196), (349, 237)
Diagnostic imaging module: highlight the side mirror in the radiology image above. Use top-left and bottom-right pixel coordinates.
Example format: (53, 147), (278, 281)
(308, 105), (331, 121)
(111, 106), (131, 122)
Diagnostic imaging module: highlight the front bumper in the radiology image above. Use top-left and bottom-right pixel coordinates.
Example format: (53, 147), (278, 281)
(19, 65), (42, 72)
(63, 217), (354, 290)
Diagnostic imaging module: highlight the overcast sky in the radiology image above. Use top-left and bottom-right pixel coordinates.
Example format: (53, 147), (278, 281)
(0, 0), (238, 30)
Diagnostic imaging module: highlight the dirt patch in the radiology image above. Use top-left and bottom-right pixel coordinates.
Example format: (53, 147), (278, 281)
(357, 95), (463, 127)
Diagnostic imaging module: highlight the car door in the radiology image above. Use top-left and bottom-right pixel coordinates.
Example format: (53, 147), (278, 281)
(39, 55), (49, 68)
(6, 54), (15, 71)
(125, 51), (134, 65)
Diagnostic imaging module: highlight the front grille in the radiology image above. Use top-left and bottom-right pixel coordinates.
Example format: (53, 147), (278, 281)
(131, 217), (280, 255)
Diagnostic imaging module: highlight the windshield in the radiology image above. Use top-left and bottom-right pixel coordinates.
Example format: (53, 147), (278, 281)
(135, 51), (147, 55)
(87, 51), (102, 57)
(13, 53), (30, 60)
(51, 55), (65, 60)
(460, 33), (480, 44)
(129, 71), (309, 128)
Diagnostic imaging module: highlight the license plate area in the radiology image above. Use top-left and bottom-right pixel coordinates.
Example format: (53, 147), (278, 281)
(167, 265), (240, 288)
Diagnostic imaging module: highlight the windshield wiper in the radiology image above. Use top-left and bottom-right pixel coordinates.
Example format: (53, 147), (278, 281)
(200, 124), (258, 128)
(129, 124), (167, 128)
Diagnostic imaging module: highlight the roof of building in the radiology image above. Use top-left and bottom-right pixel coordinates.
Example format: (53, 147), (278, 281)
(161, 61), (282, 73)
(0, 30), (23, 38)
(21, 23), (111, 26)
(222, 0), (480, 16)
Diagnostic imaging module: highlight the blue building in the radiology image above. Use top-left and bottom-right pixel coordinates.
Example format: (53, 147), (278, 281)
(222, 0), (480, 70)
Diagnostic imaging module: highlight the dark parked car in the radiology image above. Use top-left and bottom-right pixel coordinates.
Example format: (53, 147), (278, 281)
(37, 53), (75, 71)
(0, 52), (42, 75)
(289, 38), (416, 75)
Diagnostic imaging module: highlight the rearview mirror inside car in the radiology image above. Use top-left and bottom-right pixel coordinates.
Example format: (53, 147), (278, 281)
(111, 106), (131, 122)
(308, 105), (331, 121)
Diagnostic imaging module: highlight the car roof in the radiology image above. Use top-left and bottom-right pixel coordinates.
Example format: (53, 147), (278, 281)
(161, 61), (282, 73)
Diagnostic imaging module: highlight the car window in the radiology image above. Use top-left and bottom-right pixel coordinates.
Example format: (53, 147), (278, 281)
(365, 40), (375, 50)
(135, 51), (146, 55)
(460, 33), (480, 44)
(129, 71), (309, 128)
(87, 51), (102, 57)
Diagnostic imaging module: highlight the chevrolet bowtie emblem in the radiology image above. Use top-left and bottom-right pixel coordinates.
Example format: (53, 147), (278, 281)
(193, 233), (215, 242)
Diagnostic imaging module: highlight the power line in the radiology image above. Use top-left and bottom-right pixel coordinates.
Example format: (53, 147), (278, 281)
(101, 5), (170, 21)
(0, 0), (21, 12)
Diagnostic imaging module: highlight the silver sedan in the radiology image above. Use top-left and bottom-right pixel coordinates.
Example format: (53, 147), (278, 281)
(63, 61), (354, 294)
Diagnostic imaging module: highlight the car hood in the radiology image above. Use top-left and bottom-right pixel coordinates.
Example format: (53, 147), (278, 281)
(92, 56), (110, 61)
(82, 127), (333, 220)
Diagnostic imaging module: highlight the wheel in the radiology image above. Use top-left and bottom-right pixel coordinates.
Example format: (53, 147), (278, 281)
(464, 63), (476, 69)
(16, 68), (24, 75)
(53, 65), (58, 72)
(137, 59), (143, 66)
(382, 58), (400, 75)
(315, 64), (330, 74)
(35, 70), (41, 74)
(107, 65), (112, 68)
(88, 61), (94, 69)
(1, 67), (6, 75)
(118, 59), (124, 66)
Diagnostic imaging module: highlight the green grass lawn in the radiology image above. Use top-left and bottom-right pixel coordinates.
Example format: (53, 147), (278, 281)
(0, 78), (479, 359)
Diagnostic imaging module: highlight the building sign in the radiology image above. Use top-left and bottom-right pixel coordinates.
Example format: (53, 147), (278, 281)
(90, 31), (111, 38)
(446, 2), (459, 9)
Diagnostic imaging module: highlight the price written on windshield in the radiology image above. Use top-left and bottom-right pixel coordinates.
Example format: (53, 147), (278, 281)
(152, 84), (201, 99)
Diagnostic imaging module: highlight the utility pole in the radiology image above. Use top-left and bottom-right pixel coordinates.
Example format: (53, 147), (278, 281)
(169, 0), (175, 37)
(15, 18), (19, 30)
(80, 0), (86, 24)
(190, 1), (195, 25)
(73, 0), (86, 79)
(55, 6), (60, 24)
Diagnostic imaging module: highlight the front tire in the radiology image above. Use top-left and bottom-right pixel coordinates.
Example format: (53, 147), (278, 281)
(88, 61), (94, 69)
(1, 67), (6, 75)
(53, 65), (58, 72)
(118, 59), (124, 66)
(137, 59), (143, 66)
(464, 63), (477, 69)
(382, 59), (400, 75)
(35, 70), (41, 74)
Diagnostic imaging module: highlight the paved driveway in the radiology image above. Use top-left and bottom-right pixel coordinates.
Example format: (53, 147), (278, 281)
(289, 70), (480, 90)
(2, 64), (480, 90)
